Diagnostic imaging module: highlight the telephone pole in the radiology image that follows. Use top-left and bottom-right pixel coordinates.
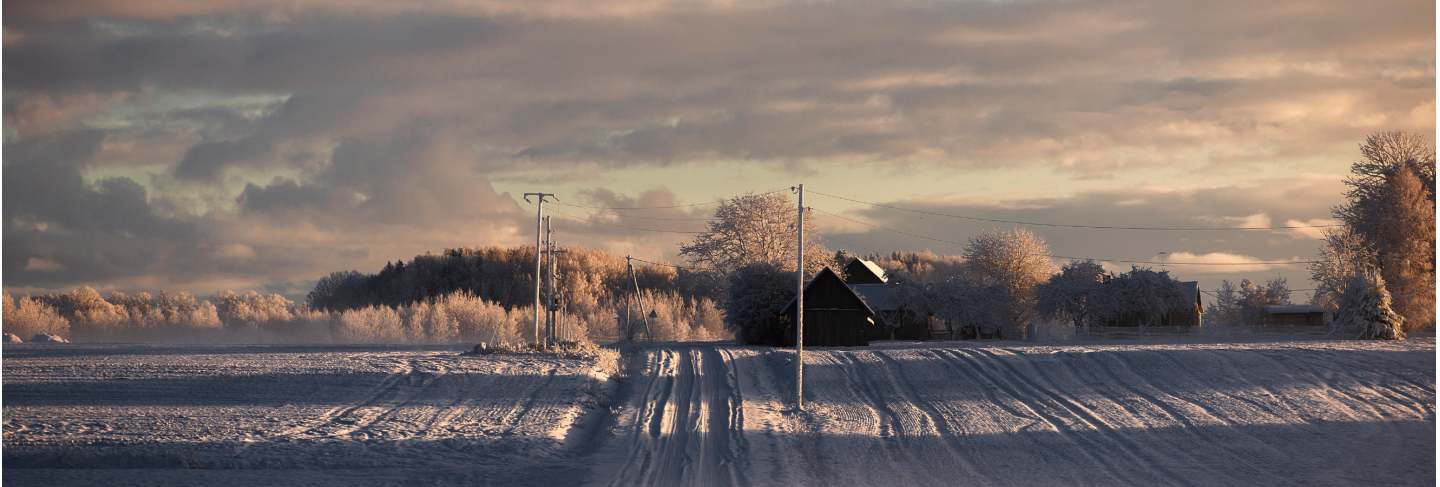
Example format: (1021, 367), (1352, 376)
(523, 192), (555, 348)
(794, 183), (805, 411)
(626, 256), (652, 341)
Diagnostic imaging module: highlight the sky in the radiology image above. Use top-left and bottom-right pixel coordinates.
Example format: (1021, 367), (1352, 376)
(3, 0), (1435, 301)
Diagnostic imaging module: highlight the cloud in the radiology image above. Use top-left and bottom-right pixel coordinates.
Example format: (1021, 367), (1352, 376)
(1151, 252), (1306, 274)
(1, 0), (1431, 295)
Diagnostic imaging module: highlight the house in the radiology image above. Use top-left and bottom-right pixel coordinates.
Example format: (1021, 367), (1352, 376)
(1262, 304), (1327, 326)
(842, 258), (935, 340)
(779, 266), (878, 346)
(843, 258), (889, 284)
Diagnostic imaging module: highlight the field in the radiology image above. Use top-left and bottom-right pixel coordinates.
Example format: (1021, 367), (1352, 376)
(3, 338), (1434, 486)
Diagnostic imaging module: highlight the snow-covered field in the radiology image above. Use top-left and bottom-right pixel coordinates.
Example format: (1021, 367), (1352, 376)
(4, 338), (1434, 486)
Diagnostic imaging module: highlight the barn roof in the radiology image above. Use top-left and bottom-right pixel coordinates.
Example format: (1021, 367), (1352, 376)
(845, 258), (889, 284)
(780, 266), (876, 316)
(1264, 304), (1325, 314)
(849, 283), (899, 312)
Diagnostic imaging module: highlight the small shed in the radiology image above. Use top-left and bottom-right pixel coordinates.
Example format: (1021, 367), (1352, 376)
(779, 267), (877, 346)
(1262, 305), (1327, 326)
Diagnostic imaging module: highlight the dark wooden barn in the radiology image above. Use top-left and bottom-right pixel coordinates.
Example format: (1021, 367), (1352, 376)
(1262, 305), (1327, 326)
(779, 267), (877, 346)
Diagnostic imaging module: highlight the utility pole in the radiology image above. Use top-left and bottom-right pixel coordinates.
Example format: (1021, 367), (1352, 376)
(626, 256), (652, 341)
(523, 192), (556, 349)
(549, 244), (567, 347)
(543, 216), (554, 349)
(794, 183), (805, 411)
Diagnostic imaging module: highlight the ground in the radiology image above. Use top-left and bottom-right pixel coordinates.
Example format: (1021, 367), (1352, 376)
(3, 338), (1434, 486)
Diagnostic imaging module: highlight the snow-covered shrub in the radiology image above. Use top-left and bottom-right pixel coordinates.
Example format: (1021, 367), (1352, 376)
(334, 305), (405, 343)
(438, 291), (521, 346)
(108, 291), (222, 331)
(1331, 270), (1405, 340)
(3, 292), (70, 340)
(214, 291), (296, 330)
(4, 333), (22, 343)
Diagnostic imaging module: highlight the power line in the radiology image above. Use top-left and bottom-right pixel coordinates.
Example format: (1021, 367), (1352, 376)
(629, 256), (717, 272)
(553, 188), (789, 211)
(811, 207), (1322, 267)
(809, 189), (1341, 232)
(549, 209), (707, 235)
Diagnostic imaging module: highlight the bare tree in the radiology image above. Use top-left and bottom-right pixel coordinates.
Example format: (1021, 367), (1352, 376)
(962, 227), (1057, 337)
(679, 192), (830, 275)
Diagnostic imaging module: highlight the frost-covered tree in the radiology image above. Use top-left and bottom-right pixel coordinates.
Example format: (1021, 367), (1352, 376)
(3, 292), (70, 339)
(1324, 131), (1436, 330)
(1310, 228), (1378, 311)
(723, 262), (794, 345)
(1372, 165), (1435, 330)
(1107, 267), (1187, 328)
(1204, 280), (1240, 327)
(680, 192), (829, 275)
(963, 228), (1057, 337)
(1035, 260), (1108, 331)
(1331, 270), (1405, 340)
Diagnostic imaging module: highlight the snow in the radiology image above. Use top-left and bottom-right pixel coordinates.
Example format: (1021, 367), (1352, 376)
(4, 338), (1434, 486)
(27, 334), (68, 343)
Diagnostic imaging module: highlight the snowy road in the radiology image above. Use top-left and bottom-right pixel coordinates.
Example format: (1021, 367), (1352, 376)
(4, 339), (1434, 486)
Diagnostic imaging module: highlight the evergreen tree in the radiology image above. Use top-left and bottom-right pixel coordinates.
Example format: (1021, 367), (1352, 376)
(1331, 270), (1405, 340)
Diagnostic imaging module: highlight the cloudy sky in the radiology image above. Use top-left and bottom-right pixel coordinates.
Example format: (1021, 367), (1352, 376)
(3, 0), (1434, 299)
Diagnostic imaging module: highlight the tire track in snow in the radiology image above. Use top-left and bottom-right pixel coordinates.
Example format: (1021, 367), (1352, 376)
(829, 351), (944, 486)
(601, 346), (750, 487)
(983, 347), (1190, 486)
(944, 348), (1155, 486)
(870, 350), (989, 484)
(1080, 350), (1296, 486)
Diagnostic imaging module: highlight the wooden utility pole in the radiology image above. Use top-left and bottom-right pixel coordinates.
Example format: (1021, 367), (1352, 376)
(549, 245), (567, 347)
(523, 192), (555, 348)
(626, 256), (652, 341)
(543, 216), (553, 349)
(794, 183), (805, 410)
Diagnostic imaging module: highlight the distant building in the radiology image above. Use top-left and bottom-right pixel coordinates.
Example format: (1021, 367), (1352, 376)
(1261, 305), (1327, 326)
(843, 258), (932, 340)
(779, 267), (878, 346)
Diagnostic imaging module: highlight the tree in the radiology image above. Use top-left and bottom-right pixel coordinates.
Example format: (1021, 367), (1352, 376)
(1310, 228), (1378, 311)
(1204, 280), (1240, 327)
(963, 228), (1056, 337)
(1107, 267), (1187, 328)
(679, 192), (830, 276)
(1372, 165), (1435, 330)
(1331, 270), (1405, 340)
(1232, 278), (1290, 325)
(1035, 260), (1108, 331)
(3, 292), (70, 340)
(1324, 131), (1436, 330)
(723, 262), (795, 345)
